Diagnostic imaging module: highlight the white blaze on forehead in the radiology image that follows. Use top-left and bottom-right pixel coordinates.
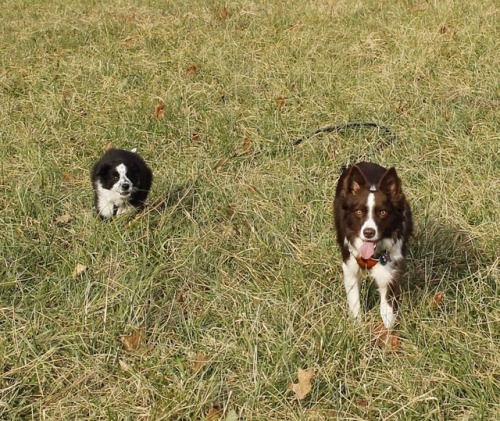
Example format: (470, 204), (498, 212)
(360, 192), (378, 240)
(111, 163), (132, 193)
(116, 163), (128, 178)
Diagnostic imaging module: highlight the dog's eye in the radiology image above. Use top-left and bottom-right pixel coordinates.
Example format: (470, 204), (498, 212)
(355, 209), (363, 217)
(112, 171), (119, 179)
(378, 210), (388, 217)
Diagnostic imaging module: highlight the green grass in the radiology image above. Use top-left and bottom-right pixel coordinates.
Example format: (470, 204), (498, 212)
(1, 0), (498, 419)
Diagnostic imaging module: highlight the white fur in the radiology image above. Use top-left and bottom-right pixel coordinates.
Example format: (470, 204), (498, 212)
(113, 164), (132, 195)
(95, 182), (134, 218)
(342, 256), (361, 321)
(342, 197), (405, 329)
(95, 163), (135, 218)
(360, 192), (378, 240)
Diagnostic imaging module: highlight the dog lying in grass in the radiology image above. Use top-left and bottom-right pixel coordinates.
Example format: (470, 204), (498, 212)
(91, 148), (152, 219)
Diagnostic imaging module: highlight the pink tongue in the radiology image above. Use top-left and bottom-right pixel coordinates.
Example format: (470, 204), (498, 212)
(360, 241), (376, 259)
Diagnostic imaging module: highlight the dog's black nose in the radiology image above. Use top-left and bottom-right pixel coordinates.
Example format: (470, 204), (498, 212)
(363, 228), (376, 239)
(122, 183), (130, 190)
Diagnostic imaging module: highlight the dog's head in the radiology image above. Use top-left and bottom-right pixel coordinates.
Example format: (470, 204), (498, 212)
(339, 164), (406, 255)
(96, 162), (139, 198)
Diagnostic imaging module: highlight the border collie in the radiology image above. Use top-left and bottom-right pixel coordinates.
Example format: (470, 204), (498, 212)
(334, 162), (412, 329)
(91, 148), (153, 219)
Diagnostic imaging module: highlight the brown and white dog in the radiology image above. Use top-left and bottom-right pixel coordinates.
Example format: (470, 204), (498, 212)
(334, 162), (413, 328)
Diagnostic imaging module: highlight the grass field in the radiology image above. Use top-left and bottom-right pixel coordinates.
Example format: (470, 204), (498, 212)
(1, 0), (498, 419)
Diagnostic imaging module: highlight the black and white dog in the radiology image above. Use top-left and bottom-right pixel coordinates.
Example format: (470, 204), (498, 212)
(334, 162), (413, 329)
(91, 148), (153, 219)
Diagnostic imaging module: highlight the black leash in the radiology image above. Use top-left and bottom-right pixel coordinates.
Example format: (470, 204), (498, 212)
(292, 121), (397, 174)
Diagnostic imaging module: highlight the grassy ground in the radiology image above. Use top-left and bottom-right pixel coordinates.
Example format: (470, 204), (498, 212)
(1, 0), (498, 419)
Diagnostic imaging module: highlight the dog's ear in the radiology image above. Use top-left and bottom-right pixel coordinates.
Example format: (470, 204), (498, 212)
(378, 167), (401, 197)
(343, 165), (368, 195)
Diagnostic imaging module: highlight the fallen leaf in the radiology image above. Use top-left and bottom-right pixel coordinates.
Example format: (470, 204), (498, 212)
(275, 96), (286, 107)
(206, 406), (222, 421)
(62, 172), (73, 182)
(72, 264), (87, 278)
(371, 321), (389, 346)
(289, 368), (315, 400)
(124, 36), (136, 48)
(221, 221), (239, 237)
(176, 290), (185, 304)
(439, 25), (456, 37)
(118, 359), (131, 371)
(120, 326), (145, 352)
(186, 64), (197, 78)
(191, 131), (201, 143)
(213, 157), (228, 171)
(356, 398), (369, 409)
(371, 322), (402, 352)
(241, 137), (253, 155)
(103, 142), (113, 151)
(387, 334), (402, 353)
(219, 7), (229, 20)
(190, 352), (208, 374)
(55, 214), (72, 224)
(432, 292), (445, 309)
(62, 90), (70, 106)
(225, 204), (236, 217)
(153, 101), (165, 119)
(247, 185), (258, 194)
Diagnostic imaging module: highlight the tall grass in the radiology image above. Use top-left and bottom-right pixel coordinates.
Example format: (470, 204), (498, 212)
(1, 0), (498, 419)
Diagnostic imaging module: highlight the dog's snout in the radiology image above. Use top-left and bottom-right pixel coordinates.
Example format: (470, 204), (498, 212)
(122, 183), (130, 190)
(363, 228), (376, 239)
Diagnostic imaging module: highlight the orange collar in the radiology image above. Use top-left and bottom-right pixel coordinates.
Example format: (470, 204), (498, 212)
(355, 256), (379, 270)
(355, 251), (391, 269)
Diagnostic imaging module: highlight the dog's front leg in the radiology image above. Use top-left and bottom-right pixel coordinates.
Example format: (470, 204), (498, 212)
(372, 260), (404, 329)
(342, 256), (361, 322)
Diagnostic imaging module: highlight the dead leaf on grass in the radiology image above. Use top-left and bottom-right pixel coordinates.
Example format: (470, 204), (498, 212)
(275, 96), (286, 108)
(213, 157), (228, 171)
(225, 204), (236, 217)
(289, 368), (315, 400)
(120, 326), (145, 351)
(103, 142), (113, 151)
(118, 359), (131, 371)
(124, 36), (136, 48)
(247, 184), (258, 194)
(205, 405), (222, 421)
(186, 64), (197, 78)
(191, 131), (201, 143)
(190, 352), (208, 374)
(387, 334), (402, 353)
(241, 137), (253, 155)
(62, 172), (73, 182)
(439, 25), (456, 37)
(219, 7), (229, 20)
(371, 322), (402, 352)
(55, 214), (72, 224)
(153, 101), (165, 119)
(432, 291), (445, 309)
(72, 263), (87, 278)
(175, 290), (185, 304)
(371, 321), (389, 346)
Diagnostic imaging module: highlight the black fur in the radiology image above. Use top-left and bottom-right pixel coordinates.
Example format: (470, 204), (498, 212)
(91, 149), (152, 218)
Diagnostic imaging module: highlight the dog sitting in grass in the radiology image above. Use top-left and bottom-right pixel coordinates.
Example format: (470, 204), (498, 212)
(91, 148), (153, 219)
